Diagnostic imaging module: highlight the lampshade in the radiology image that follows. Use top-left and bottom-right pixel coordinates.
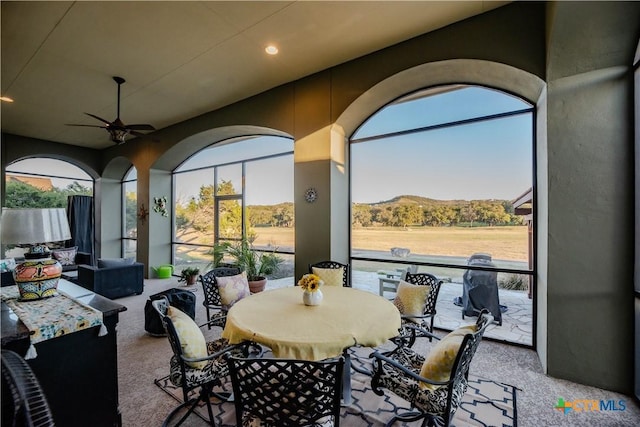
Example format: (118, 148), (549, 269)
(1, 208), (71, 245)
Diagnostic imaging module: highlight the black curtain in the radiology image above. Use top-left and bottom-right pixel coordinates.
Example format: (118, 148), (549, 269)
(67, 195), (94, 259)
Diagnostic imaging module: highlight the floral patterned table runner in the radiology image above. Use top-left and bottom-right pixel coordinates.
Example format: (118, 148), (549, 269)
(0, 285), (107, 359)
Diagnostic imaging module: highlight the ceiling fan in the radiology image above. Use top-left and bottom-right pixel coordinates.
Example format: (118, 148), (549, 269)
(66, 76), (155, 144)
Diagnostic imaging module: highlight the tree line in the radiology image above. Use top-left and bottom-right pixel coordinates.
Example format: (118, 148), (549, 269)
(5, 179), (92, 208)
(7, 180), (522, 230)
(353, 198), (522, 227)
(175, 184), (522, 231)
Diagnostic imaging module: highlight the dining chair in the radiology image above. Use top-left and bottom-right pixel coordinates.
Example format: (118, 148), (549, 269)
(227, 355), (345, 427)
(151, 296), (259, 427)
(309, 260), (351, 287)
(1, 349), (55, 427)
(370, 310), (493, 427)
(200, 266), (241, 329)
(395, 272), (443, 347)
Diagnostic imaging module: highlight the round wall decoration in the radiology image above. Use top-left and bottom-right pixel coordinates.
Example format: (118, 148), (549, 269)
(304, 187), (318, 203)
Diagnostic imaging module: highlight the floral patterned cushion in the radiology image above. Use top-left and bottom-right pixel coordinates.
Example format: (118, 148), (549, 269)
(419, 325), (477, 390)
(216, 272), (250, 310)
(376, 346), (468, 422)
(393, 280), (430, 323)
(311, 267), (344, 287)
(242, 414), (334, 427)
(167, 306), (208, 369)
(51, 246), (78, 266)
(169, 338), (237, 387)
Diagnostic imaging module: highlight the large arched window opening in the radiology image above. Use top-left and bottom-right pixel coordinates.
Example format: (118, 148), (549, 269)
(3, 157), (93, 257)
(350, 84), (535, 346)
(172, 135), (294, 277)
(122, 167), (137, 258)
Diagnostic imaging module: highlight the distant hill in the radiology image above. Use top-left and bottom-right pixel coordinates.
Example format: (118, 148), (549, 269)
(368, 194), (499, 207)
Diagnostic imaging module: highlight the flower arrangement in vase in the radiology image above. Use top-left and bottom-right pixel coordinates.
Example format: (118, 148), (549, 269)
(297, 273), (324, 306)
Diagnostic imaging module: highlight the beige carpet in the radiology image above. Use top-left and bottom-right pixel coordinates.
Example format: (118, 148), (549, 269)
(116, 279), (640, 427)
(154, 346), (517, 426)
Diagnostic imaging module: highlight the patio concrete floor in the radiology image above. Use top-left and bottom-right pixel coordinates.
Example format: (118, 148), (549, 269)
(268, 270), (533, 346)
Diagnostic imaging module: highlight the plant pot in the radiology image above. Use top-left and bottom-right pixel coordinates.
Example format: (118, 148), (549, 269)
(248, 277), (267, 293)
(186, 275), (198, 286)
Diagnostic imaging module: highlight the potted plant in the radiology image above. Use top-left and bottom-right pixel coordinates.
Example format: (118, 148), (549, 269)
(210, 238), (283, 293)
(178, 266), (200, 286)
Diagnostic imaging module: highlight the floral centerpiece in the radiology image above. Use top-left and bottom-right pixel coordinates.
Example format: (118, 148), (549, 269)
(298, 273), (324, 306)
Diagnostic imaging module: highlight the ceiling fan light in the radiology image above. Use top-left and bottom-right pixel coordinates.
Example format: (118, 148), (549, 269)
(110, 128), (129, 144)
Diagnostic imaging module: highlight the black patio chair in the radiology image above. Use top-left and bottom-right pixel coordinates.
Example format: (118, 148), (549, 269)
(394, 272), (443, 347)
(151, 297), (259, 427)
(228, 355), (344, 427)
(199, 266), (241, 329)
(309, 260), (350, 287)
(370, 310), (493, 427)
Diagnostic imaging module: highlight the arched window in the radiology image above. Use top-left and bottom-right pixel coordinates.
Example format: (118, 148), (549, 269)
(122, 167), (137, 258)
(350, 84), (534, 346)
(172, 135), (294, 275)
(4, 158), (93, 257)
(5, 158), (93, 208)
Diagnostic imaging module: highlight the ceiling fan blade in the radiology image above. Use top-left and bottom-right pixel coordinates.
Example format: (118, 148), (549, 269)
(126, 124), (156, 131)
(84, 112), (112, 125)
(65, 124), (108, 129)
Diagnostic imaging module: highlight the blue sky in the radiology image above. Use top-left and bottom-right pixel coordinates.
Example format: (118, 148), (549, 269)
(8, 86), (533, 205)
(351, 86), (533, 203)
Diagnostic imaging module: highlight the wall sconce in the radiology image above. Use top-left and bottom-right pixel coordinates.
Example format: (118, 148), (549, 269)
(138, 204), (149, 224)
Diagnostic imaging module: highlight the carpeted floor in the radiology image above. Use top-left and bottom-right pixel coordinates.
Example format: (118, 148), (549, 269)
(154, 346), (517, 426)
(116, 279), (640, 427)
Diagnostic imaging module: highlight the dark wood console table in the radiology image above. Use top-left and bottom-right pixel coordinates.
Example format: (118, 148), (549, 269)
(1, 279), (127, 427)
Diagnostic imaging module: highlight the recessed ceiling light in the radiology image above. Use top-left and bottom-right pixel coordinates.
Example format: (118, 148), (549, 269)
(0, 96), (14, 103)
(265, 45), (278, 55)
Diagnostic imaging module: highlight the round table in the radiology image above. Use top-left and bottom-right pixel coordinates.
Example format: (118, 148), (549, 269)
(222, 286), (401, 361)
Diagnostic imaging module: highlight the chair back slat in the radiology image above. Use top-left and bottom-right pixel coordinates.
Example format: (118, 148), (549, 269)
(200, 267), (241, 307)
(445, 310), (493, 420)
(404, 272), (442, 315)
(308, 260), (350, 287)
(228, 356), (344, 427)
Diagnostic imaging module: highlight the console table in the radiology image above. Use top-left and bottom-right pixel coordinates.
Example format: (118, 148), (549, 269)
(1, 279), (127, 427)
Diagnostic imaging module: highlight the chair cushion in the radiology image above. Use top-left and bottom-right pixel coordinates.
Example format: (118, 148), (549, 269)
(216, 272), (251, 310)
(243, 414), (334, 427)
(97, 257), (135, 268)
(312, 266), (344, 287)
(169, 338), (236, 388)
(52, 246), (78, 266)
(393, 280), (430, 323)
(167, 306), (208, 369)
(419, 324), (477, 390)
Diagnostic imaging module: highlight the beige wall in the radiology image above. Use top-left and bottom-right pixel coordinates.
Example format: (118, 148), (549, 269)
(2, 2), (639, 394)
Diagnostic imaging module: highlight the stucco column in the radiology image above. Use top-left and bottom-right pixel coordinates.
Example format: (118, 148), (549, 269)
(293, 72), (349, 280)
(144, 168), (172, 278)
(543, 1), (638, 394)
(94, 177), (121, 261)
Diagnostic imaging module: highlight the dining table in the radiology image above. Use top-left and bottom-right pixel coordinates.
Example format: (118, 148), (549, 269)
(222, 285), (401, 405)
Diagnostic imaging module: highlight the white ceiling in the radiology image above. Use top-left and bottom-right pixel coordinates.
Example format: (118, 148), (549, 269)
(1, 1), (508, 150)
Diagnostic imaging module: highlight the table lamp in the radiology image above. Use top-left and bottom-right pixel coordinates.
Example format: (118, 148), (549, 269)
(1, 208), (72, 300)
